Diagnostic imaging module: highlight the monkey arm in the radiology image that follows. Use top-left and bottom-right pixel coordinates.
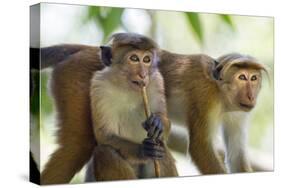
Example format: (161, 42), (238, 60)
(189, 129), (227, 174)
(188, 105), (227, 174)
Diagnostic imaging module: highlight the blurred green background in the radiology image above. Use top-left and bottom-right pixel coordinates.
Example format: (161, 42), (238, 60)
(31, 3), (274, 183)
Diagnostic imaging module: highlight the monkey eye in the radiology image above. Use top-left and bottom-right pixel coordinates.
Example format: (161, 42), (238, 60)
(251, 75), (257, 81)
(238, 74), (247, 80)
(143, 56), (151, 63)
(130, 54), (139, 62)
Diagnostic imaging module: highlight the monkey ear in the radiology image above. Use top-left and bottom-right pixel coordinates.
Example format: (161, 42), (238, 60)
(100, 46), (112, 66)
(212, 60), (223, 80)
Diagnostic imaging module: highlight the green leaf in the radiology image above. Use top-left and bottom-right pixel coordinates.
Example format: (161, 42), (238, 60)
(83, 6), (100, 24)
(85, 7), (124, 42)
(88, 7), (100, 19)
(220, 15), (235, 30)
(100, 8), (124, 41)
(186, 12), (203, 44)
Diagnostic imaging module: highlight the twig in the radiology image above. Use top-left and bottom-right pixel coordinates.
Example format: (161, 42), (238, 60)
(141, 86), (161, 178)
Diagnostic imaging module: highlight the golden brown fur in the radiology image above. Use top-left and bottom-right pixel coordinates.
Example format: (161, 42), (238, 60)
(159, 51), (226, 173)
(38, 40), (266, 183)
(40, 34), (177, 184)
(40, 45), (104, 184)
(159, 51), (266, 174)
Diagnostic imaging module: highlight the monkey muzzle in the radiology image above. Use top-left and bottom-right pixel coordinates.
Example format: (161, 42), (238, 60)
(239, 102), (255, 111)
(131, 80), (147, 88)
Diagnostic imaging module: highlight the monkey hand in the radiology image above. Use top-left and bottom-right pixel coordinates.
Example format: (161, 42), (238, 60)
(142, 114), (163, 140)
(141, 138), (165, 160)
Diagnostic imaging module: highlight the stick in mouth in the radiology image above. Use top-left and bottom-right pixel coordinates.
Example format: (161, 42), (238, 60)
(141, 86), (150, 118)
(140, 85), (161, 178)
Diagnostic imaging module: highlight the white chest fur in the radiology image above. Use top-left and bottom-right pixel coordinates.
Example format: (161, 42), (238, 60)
(91, 75), (148, 144)
(108, 91), (147, 143)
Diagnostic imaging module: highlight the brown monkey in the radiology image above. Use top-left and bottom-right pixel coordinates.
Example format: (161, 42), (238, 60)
(158, 51), (267, 174)
(89, 33), (177, 181)
(216, 54), (267, 173)
(38, 33), (177, 184)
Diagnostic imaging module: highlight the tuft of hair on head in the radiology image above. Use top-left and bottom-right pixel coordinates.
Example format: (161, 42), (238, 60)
(214, 53), (269, 81)
(108, 32), (159, 51)
(99, 33), (159, 67)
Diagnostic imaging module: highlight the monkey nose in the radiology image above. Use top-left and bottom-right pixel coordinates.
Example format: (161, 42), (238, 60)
(138, 73), (146, 79)
(247, 94), (254, 102)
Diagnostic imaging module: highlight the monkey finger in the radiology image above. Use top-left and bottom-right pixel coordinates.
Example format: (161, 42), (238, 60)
(147, 125), (157, 138)
(151, 115), (161, 127)
(142, 114), (155, 131)
(151, 128), (160, 140)
(142, 137), (155, 144)
(143, 145), (165, 153)
(143, 148), (165, 159)
(147, 116), (161, 137)
(154, 139), (164, 148)
(152, 118), (163, 139)
(156, 129), (163, 140)
(143, 148), (165, 157)
(147, 113), (155, 125)
(143, 141), (165, 152)
(142, 138), (159, 146)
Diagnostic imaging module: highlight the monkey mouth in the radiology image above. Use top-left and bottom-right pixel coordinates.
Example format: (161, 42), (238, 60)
(131, 80), (146, 88)
(239, 103), (254, 110)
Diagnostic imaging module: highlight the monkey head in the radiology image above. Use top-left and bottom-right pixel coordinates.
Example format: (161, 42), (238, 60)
(100, 33), (159, 91)
(214, 53), (268, 112)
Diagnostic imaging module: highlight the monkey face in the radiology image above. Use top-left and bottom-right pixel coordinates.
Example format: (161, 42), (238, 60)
(222, 68), (262, 112)
(121, 49), (156, 91)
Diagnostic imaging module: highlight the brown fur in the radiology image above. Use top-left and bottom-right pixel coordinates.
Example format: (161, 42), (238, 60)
(39, 42), (266, 182)
(40, 34), (177, 184)
(92, 144), (177, 181)
(159, 51), (266, 174)
(159, 51), (226, 174)
(40, 45), (104, 184)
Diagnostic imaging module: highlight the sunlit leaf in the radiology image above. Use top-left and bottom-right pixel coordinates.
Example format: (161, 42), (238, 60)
(85, 7), (124, 42)
(88, 7), (100, 19)
(100, 8), (124, 41)
(83, 6), (100, 24)
(220, 15), (235, 30)
(186, 12), (203, 44)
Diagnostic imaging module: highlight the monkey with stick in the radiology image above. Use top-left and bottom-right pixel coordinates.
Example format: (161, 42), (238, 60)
(89, 33), (177, 180)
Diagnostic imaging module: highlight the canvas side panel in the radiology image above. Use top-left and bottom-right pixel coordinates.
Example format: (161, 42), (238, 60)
(30, 3), (41, 185)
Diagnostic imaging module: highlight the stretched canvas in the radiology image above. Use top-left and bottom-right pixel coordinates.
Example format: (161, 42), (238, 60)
(30, 2), (274, 185)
